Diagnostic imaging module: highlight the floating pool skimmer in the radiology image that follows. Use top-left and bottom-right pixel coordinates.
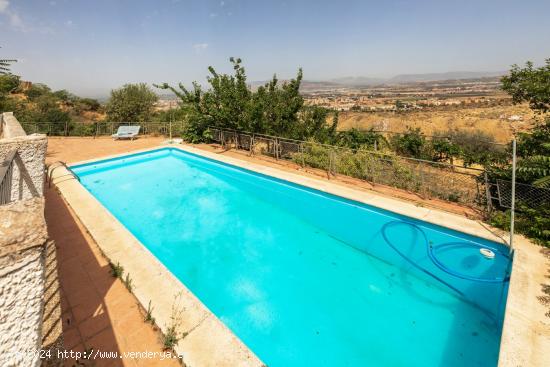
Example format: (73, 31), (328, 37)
(480, 248), (495, 259)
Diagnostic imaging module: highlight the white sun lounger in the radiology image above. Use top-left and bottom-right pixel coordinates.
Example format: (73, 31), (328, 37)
(112, 125), (140, 140)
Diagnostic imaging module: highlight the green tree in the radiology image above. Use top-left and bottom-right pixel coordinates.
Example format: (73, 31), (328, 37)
(0, 74), (20, 111)
(489, 59), (550, 247)
(0, 74), (20, 94)
(514, 120), (550, 186)
(52, 89), (77, 103)
(75, 97), (101, 112)
(106, 83), (158, 122)
(501, 59), (550, 113)
(391, 127), (426, 158)
(448, 130), (505, 167)
(29, 95), (71, 124)
(336, 128), (383, 150)
(500, 59), (550, 185)
(24, 83), (52, 100)
(0, 47), (16, 75)
(157, 58), (337, 142)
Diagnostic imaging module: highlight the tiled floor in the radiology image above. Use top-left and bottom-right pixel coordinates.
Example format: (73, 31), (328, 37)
(45, 187), (181, 367)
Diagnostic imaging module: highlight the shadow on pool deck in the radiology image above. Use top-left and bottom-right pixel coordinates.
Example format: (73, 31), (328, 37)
(45, 186), (180, 367)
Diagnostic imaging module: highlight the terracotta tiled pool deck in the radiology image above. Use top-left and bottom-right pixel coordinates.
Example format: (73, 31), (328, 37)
(46, 183), (181, 366)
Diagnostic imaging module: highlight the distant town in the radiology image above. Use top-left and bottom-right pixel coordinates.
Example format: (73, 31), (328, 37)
(301, 77), (510, 112)
(155, 76), (513, 113)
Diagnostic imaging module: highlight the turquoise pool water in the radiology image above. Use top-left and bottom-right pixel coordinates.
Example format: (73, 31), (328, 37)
(72, 148), (512, 367)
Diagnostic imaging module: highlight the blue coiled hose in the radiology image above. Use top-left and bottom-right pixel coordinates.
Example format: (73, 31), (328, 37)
(427, 241), (510, 283)
(381, 221), (510, 292)
(380, 221), (465, 296)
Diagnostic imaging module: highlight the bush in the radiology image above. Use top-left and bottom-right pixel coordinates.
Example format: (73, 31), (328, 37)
(390, 127), (428, 159)
(0, 74), (20, 94)
(106, 83), (158, 122)
(291, 143), (331, 171)
(447, 130), (506, 167)
(490, 204), (550, 247)
(69, 123), (97, 136)
(24, 83), (51, 100)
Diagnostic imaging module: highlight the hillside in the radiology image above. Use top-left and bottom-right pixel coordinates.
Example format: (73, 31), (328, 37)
(336, 104), (535, 143)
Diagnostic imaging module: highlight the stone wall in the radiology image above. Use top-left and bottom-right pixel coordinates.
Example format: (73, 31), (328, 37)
(0, 198), (48, 367)
(0, 112), (61, 366)
(0, 112), (27, 138)
(0, 112), (47, 201)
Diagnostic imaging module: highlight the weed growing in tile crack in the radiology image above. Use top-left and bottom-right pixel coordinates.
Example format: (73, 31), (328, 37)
(163, 325), (179, 350)
(145, 300), (155, 324)
(123, 273), (133, 292)
(163, 292), (185, 351)
(109, 261), (124, 278)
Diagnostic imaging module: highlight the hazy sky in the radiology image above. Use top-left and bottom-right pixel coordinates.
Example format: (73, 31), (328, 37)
(1, 0), (549, 97)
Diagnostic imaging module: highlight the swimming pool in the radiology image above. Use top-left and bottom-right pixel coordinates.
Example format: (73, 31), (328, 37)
(72, 147), (512, 367)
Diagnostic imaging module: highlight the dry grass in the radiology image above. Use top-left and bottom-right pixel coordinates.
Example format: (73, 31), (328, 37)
(337, 104), (536, 143)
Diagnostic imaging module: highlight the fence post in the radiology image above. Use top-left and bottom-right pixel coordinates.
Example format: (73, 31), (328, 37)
(419, 163), (426, 198)
(484, 171), (493, 214)
(64, 121), (68, 136)
(275, 138), (280, 160)
(509, 138), (517, 250)
(328, 149), (334, 178)
(374, 140), (378, 151)
(300, 143), (305, 167)
(249, 134), (254, 156)
(364, 156), (371, 183)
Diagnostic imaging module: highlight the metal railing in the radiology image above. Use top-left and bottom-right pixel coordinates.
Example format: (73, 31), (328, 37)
(491, 179), (550, 209)
(19, 121), (185, 137)
(209, 127), (488, 210)
(0, 149), (17, 205)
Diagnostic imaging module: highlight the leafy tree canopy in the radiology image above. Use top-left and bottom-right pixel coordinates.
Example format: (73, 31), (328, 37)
(336, 128), (383, 150)
(496, 60), (550, 186)
(24, 83), (52, 100)
(0, 74), (20, 94)
(157, 57), (337, 142)
(0, 46), (16, 75)
(501, 59), (550, 113)
(391, 127), (426, 158)
(106, 83), (158, 122)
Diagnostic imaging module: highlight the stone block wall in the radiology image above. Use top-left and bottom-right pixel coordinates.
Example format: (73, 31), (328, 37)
(0, 112), (27, 138)
(1, 112), (60, 366)
(0, 198), (48, 367)
(0, 112), (47, 202)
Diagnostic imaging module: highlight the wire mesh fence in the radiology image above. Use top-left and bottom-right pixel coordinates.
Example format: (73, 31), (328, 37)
(18, 122), (549, 212)
(19, 121), (185, 137)
(209, 127), (488, 209)
(492, 180), (550, 209)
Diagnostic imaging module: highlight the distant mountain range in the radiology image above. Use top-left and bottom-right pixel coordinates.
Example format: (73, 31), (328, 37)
(329, 71), (506, 86)
(154, 71), (508, 99)
(251, 71), (507, 91)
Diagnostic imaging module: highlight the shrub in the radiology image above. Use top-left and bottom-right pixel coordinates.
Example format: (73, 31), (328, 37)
(109, 261), (124, 278)
(490, 204), (550, 247)
(162, 325), (179, 350)
(390, 127), (428, 159)
(145, 300), (155, 324)
(106, 83), (158, 122)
